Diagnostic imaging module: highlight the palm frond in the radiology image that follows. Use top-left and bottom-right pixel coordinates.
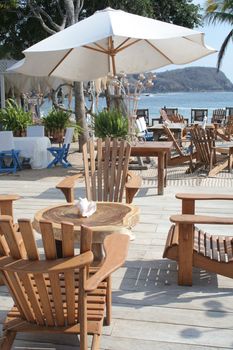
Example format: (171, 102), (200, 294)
(205, 11), (233, 25)
(217, 28), (233, 70)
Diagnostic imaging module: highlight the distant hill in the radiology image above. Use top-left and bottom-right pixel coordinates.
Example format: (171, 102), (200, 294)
(150, 67), (233, 93)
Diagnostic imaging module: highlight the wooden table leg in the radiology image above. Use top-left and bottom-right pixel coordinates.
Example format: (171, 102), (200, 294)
(157, 152), (165, 195)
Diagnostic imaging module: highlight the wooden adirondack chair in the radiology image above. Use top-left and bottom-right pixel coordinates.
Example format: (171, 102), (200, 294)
(57, 138), (141, 204)
(214, 116), (233, 142)
(190, 125), (233, 176)
(0, 194), (20, 285)
(162, 125), (195, 170)
(163, 193), (233, 286)
(0, 217), (129, 350)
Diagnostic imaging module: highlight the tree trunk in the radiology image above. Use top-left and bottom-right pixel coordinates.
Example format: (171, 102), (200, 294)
(74, 81), (88, 151)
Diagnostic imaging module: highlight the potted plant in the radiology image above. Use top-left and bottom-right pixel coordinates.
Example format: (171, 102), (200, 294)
(43, 108), (71, 142)
(93, 109), (128, 139)
(0, 99), (32, 136)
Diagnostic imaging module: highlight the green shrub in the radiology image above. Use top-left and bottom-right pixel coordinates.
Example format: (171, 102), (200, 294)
(42, 108), (71, 132)
(0, 99), (32, 136)
(93, 109), (128, 139)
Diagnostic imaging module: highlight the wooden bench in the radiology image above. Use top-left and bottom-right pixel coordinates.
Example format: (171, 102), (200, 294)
(163, 193), (233, 286)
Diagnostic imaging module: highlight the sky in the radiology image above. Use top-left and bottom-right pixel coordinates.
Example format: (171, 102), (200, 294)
(157, 0), (233, 83)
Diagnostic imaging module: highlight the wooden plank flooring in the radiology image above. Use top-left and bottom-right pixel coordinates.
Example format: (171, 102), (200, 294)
(1, 162), (233, 349)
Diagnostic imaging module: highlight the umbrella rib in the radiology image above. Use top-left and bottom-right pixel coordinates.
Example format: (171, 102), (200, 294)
(115, 39), (142, 53)
(83, 44), (108, 54)
(48, 48), (74, 76)
(145, 40), (173, 64)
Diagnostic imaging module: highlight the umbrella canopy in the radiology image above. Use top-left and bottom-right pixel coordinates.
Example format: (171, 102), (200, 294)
(8, 7), (216, 81)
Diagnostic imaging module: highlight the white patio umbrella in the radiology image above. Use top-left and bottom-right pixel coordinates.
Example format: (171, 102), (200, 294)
(8, 7), (216, 81)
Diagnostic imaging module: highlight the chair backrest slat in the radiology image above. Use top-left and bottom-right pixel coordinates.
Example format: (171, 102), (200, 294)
(83, 142), (92, 201)
(103, 137), (111, 201)
(61, 222), (74, 257)
(109, 138), (118, 202)
(40, 221), (58, 259)
(119, 142), (131, 202)
(114, 140), (125, 202)
(97, 138), (103, 201)
(89, 140), (97, 201)
(18, 219), (39, 260)
(61, 222), (76, 325)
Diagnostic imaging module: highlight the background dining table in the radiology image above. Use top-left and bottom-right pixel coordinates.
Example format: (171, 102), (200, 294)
(14, 136), (52, 169)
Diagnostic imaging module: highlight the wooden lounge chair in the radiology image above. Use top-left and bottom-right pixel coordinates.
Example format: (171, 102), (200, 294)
(163, 193), (233, 286)
(190, 125), (233, 176)
(57, 138), (141, 204)
(0, 217), (129, 349)
(162, 125), (195, 169)
(214, 116), (233, 142)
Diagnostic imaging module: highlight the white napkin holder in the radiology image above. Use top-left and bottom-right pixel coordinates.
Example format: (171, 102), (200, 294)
(76, 197), (96, 217)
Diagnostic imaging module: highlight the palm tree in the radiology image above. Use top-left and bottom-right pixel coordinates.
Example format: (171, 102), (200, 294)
(205, 0), (233, 70)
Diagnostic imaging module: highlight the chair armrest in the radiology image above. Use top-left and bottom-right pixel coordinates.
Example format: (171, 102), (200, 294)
(125, 171), (141, 203)
(0, 195), (20, 202)
(0, 251), (94, 273)
(176, 193), (233, 201)
(125, 171), (142, 189)
(56, 173), (83, 202)
(170, 214), (233, 225)
(85, 233), (130, 292)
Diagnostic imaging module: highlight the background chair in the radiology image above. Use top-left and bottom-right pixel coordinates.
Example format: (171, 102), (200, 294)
(136, 108), (149, 125)
(47, 127), (74, 168)
(26, 125), (45, 137)
(0, 131), (21, 173)
(162, 107), (178, 117)
(190, 125), (232, 176)
(56, 137), (141, 204)
(211, 108), (226, 125)
(163, 193), (233, 286)
(191, 108), (208, 123)
(0, 218), (129, 349)
(136, 116), (154, 141)
(162, 125), (195, 170)
(226, 107), (233, 117)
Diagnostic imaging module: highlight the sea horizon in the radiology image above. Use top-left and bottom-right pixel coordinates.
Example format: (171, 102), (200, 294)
(41, 90), (233, 122)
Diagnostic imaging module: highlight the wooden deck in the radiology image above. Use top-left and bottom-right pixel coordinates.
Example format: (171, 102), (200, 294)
(1, 159), (233, 349)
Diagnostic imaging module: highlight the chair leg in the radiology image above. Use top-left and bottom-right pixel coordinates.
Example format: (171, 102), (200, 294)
(0, 330), (16, 350)
(91, 334), (101, 350)
(105, 276), (112, 326)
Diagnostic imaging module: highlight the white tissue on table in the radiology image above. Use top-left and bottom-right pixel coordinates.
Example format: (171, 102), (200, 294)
(76, 197), (96, 217)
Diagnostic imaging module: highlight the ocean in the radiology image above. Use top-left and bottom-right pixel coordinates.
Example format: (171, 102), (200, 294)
(40, 91), (233, 123)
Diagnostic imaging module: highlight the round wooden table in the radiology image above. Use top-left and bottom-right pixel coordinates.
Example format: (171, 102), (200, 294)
(33, 202), (139, 261)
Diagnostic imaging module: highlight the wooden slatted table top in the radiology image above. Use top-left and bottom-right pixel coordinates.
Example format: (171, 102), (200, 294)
(130, 141), (173, 157)
(33, 202), (139, 242)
